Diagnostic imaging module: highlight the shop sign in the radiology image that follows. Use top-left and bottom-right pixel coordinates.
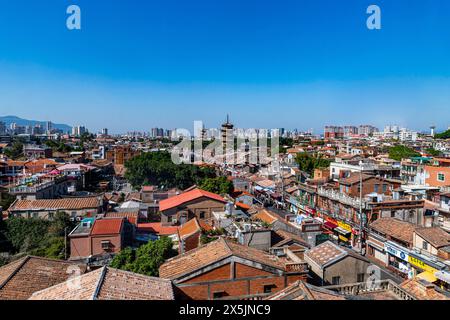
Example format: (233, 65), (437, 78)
(408, 256), (438, 274)
(339, 235), (349, 242)
(384, 242), (409, 262)
(326, 217), (338, 225)
(337, 221), (352, 232)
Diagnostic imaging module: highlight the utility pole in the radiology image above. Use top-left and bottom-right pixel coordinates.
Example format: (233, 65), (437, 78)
(64, 227), (68, 260)
(359, 161), (364, 255)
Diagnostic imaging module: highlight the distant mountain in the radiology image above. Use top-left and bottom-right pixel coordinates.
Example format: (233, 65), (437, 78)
(0, 115), (72, 133)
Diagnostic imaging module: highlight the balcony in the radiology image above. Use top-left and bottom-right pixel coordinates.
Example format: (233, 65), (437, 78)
(325, 280), (416, 300)
(285, 262), (308, 273)
(318, 187), (368, 209)
(9, 175), (67, 194)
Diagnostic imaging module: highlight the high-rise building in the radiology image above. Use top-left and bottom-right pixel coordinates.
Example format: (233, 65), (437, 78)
(358, 125), (378, 136)
(0, 121), (6, 135)
(102, 128), (109, 136)
(343, 126), (358, 138)
(45, 121), (53, 134)
(324, 126), (344, 139)
(72, 125), (87, 136)
(221, 115), (234, 162)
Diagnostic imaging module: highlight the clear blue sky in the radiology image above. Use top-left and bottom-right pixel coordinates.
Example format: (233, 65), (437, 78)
(0, 0), (450, 134)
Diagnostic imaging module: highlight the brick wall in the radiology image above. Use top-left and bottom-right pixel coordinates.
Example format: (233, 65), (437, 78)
(176, 261), (307, 300)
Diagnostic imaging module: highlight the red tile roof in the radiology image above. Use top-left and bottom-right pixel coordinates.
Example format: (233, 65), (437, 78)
(235, 202), (251, 210)
(8, 197), (101, 212)
(90, 218), (124, 236)
(159, 188), (226, 212)
(30, 267), (175, 300)
(178, 218), (202, 240)
(137, 223), (179, 236)
(159, 238), (287, 280)
(0, 256), (87, 300)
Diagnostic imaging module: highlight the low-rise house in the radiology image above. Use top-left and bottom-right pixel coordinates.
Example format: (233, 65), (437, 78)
(266, 280), (345, 300)
(6, 196), (104, 220)
(366, 217), (416, 276)
(69, 217), (134, 261)
(159, 237), (308, 300)
(437, 192), (450, 232)
(178, 217), (203, 254)
(253, 209), (323, 247)
(0, 256), (87, 300)
(400, 278), (450, 300)
(159, 188), (227, 226)
(338, 173), (400, 198)
(29, 266), (175, 300)
(23, 144), (52, 159)
(304, 241), (371, 286)
(424, 162), (450, 187)
(413, 227), (450, 260)
(270, 229), (311, 259)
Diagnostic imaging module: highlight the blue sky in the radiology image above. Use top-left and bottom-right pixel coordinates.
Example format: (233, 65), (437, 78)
(0, 0), (449, 134)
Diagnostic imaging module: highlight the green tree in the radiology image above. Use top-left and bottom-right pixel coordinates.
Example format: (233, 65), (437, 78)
(45, 140), (73, 153)
(435, 129), (450, 140)
(198, 176), (233, 195)
(425, 148), (442, 157)
(295, 152), (330, 175)
(0, 193), (16, 211)
(3, 139), (25, 159)
(110, 237), (176, 277)
(125, 151), (216, 189)
(388, 145), (421, 161)
(5, 217), (50, 253)
(3, 212), (74, 259)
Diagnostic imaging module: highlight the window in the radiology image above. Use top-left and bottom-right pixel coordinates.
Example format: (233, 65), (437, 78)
(101, 240), (111, 250)
(422, 241), (428, 250)
(438, 173), (445, 182)
(263, 285), (276, 293)
(374, 184), (379, 193)
(213, 291), (226, 299)
(382, 184), (387, 193)
(199, 211), (206, 219)
(357, 273), (365, 282)
(332, 276), (341, 285)
(32, 212), (39, 218)
(48, 212), (54, 220)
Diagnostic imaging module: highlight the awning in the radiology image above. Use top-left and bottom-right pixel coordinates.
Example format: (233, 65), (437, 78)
(335, 227), (352, 236)
(434, 270), (450, 284)
(417, 271), (437, 283)
(323, 221), (338, 230)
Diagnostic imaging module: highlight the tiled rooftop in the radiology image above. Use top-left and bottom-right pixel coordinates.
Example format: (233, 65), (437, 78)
(369, 217), (416, 244)
(160, 238), (287, 280)
(0, 256), (87, 300)
(8, 197), (101, 211)
(30, 267), (175, 300)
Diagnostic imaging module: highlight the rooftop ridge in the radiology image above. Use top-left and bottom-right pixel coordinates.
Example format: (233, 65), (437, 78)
(92, 266), (108, 300)
(0, 256), (30, 290)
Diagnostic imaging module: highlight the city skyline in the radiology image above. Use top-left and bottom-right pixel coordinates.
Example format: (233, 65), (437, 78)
(1, 1), (450, 133)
